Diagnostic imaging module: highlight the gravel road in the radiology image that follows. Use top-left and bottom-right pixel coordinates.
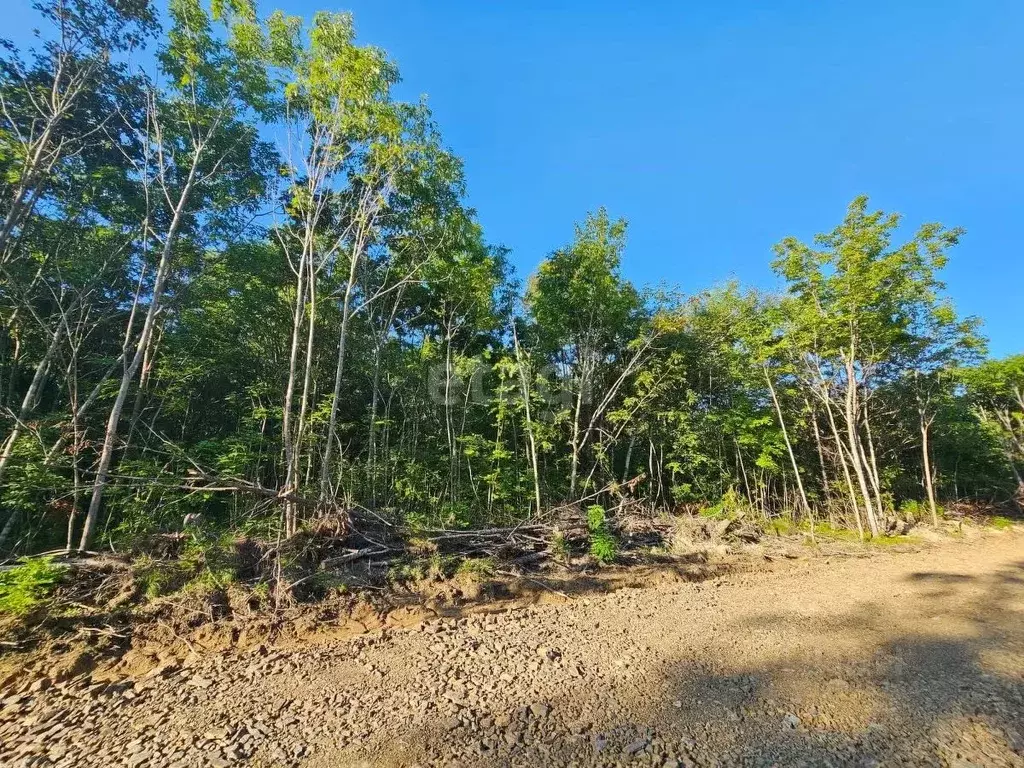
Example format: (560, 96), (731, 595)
(2, 532), (1022, 767)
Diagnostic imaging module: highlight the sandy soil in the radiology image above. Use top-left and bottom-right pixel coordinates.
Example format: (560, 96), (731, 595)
(2, 530), (1022, 767)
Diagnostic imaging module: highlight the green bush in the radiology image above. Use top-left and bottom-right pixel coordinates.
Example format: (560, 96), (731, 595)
(456, 556), (496, 580)
(704, 486), (747, 519)
(133, 555), (186, 599)
(0, 556), (67, 615)
(181, 533), (240, 589)
(587, 505), (618, 564)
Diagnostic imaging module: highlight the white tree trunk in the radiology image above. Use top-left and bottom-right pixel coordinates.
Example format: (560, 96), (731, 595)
(78, 174), (194, 551)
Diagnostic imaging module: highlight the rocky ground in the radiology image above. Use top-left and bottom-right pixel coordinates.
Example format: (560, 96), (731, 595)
(1, 530), (1022, 767)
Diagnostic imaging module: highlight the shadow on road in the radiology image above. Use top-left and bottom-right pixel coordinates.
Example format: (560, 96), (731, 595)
(370, 554), (1024, 767)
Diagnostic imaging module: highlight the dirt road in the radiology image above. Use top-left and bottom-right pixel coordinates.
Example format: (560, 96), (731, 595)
(2, 532), (1022, 767)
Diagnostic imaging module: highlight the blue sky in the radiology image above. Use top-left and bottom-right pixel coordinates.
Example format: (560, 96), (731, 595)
(6, 0), (1023, 355)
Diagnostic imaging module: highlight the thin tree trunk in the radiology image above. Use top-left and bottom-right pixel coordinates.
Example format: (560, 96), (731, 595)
(79, 171), (195, 551)
(621, 434), (636, 485)
(809, 403), (830, 498)
(443, 326), (457, 501)
(764, 366), (810, 518)
(861, 398), (886, 518)
(280, 238), (311, 537)
(844, 358), (879, 538)
(512, 321), (542, 518)
(735, 438), (755, 512)
(289, 247), (318, 533)
(127, 318), (164, 441)
(822, 390), (865, 540)
(43, 350), (126, 465)
(319, 247), (359, 501)
(0, 321), (64, 486)
(568, 352), (593, 500)
(920, 414), (939, 528)
(367, 342), (382, 508)
(0, 122), (57, 262)
(0, 508), (19, 552)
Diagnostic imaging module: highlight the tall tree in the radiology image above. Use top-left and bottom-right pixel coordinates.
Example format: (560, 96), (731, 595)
(962, 355), (1024, 502)
(0, 0), (155, 263)
(78, 0), (277, 549)
(773, 196), (965, 537)
(527, 209), (645, 499)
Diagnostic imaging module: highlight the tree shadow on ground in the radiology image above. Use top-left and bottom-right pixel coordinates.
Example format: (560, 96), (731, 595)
(642, 558), (1024, 766)
(362, 554), (1024, 767)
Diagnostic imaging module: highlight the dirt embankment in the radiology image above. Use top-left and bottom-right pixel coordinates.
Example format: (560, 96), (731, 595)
(1, 529), (1023, 767)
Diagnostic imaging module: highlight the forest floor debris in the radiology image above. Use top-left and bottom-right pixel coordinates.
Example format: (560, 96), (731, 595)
(3, 504), (997, 684)
(1, 526), (1022, 767)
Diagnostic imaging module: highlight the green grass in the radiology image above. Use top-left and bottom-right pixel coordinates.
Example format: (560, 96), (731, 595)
(387, 553), (464, 584)
(772, 518), (923, 546)
(769, 517), (798, 536)
(989, 516), (1016, 530)
(870, 534), (924, 546)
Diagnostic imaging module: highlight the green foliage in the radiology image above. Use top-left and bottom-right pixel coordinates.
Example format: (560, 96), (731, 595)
(960, 355), (1024, 493)
(0, 0), (1016, 566)
(456, 557), (495, 580)
(387, 558), (428, 584)
(705, 487), (748, 519)
(803, 521), (921, 547)
(898, 499), (943, 522)
(586, 505), (618, 564)
(387, 553), (462, 584)
(181, 533), (241, 589)
(0, 557), (67, 615)
(0, 438), (64, 519)
(589, 533), (618, 565)
(133, 555), (186, 600)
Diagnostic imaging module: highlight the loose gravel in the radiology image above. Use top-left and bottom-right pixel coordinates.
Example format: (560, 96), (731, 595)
(2, 532), (1022, 767)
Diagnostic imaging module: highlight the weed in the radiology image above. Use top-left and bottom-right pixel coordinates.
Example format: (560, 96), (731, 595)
(702, 487), (748, 519)
(456, 557), (495, 580)
(181, 533), (239, 589)
(587, 505), (618, 564)
(806, 521), (923, 546)
(387, 558), (428, 584)
(0, 556), (66, 616)
(310, 571), (351, 594)
(770, 516), (797, 536)
(407, 537), (439, 556)
(590, 533), (618, 564)
(387, 554), (459, 584)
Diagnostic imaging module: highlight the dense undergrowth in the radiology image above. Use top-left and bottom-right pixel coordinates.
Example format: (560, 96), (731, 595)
(2, 500), (1017, 642)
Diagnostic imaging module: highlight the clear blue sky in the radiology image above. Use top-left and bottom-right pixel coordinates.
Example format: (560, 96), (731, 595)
(7, 0), (1023, 355)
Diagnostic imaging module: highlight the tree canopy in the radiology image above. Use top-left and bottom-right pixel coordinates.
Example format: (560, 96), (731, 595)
(0, 0), (1019, 556)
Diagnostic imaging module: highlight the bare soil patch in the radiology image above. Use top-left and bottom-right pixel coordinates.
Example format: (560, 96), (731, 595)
(1, 527), (1022, 767)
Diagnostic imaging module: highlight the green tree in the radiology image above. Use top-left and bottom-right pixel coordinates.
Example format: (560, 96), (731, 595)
(527, 209), (646, 498)
(961, 355), (1024, 501)
(78, 0), (278, 549)
(773, 196), (965, 537)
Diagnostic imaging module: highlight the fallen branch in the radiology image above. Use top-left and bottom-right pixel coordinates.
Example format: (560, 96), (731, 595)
(319, 546), (398, 568)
